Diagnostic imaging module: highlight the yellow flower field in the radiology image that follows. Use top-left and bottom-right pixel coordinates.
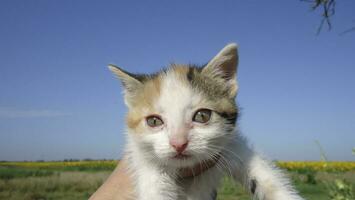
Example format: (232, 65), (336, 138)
(277, 161), (355, 172)
(0, 160), (354, 172)
(0, 160), (118, 170)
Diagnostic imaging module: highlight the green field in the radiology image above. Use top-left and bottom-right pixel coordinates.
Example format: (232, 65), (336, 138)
(0, 161), (354, 200)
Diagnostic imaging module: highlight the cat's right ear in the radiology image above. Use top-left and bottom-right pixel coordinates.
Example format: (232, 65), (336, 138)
(202, 43), (239, 97)
(108, 64), (142, 104)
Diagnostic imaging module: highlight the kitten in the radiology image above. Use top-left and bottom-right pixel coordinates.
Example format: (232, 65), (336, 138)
(90, 44), (304, 200)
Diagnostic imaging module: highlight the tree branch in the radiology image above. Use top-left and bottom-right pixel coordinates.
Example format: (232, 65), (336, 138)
(301, 0), (336, 34)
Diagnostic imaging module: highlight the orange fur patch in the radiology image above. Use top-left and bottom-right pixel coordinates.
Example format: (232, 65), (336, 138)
(126, 75), (162, 133)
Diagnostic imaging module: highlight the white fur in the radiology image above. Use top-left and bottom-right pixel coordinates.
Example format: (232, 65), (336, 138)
(123, 70), (304, 200)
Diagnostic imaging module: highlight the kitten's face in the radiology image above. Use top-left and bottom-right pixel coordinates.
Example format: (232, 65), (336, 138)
(110, 44), (239, 168)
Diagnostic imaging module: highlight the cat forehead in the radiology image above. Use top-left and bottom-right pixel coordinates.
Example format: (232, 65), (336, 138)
(140, 64), (234, 101)
(136, 65), (234, 110)
(138, 65), (197, 107)
(142, 65), (231, 100)
(158, 66), (200, 110)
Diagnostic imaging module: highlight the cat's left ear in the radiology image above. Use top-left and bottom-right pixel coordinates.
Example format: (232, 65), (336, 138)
(202, 43), (239, 97)
(108, 64), (143, 106)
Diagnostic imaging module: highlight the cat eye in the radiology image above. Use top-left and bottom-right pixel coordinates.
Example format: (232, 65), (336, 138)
(193, 109), (212, 123)
(146, 115), (164, 127)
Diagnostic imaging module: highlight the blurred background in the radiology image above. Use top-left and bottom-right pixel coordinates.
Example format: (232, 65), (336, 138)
(1, 1), (354, 162)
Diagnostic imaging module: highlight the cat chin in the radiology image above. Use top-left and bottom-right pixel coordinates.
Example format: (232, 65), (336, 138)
(155, 155), (198, 168)
(168, 158), (198, 168)
(158, 152), (220, 169)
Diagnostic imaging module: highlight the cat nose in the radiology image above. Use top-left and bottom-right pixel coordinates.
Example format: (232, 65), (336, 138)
(169, 139), (188, 153)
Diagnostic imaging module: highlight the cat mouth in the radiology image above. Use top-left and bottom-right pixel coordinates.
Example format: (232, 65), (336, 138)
(173, 154), (191, 160)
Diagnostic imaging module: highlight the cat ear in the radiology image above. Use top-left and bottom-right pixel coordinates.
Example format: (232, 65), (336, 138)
(202, 43), (239, 97)
(108, 64), (143, 105)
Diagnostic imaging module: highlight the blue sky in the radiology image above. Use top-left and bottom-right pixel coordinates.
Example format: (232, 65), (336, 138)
(0, 0), (354, 161)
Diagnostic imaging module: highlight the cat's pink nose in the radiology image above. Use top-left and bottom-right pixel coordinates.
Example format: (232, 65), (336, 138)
(169, 139), (188, 153)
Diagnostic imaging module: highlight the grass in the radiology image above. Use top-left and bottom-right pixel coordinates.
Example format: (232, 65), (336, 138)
(0, 171), (109, 200)
(0, 161), (354, 200)
(0, 166), (54, 180)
